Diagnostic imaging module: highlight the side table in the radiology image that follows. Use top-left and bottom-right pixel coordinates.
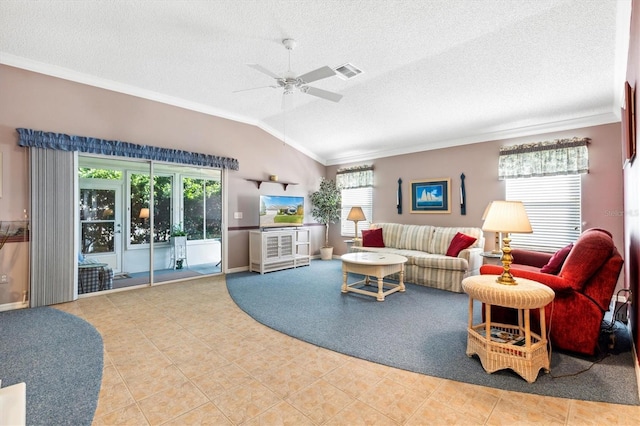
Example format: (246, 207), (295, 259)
(480, 251), (502, 265)
(461, 275), (555, 383)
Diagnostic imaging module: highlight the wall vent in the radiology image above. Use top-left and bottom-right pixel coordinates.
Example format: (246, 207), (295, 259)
(334, 63), (363, 80)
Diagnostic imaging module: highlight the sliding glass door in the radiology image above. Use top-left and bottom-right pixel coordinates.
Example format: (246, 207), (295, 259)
(77, 156), (223, 294)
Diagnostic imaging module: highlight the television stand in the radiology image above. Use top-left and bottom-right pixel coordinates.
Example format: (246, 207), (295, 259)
(249, 228), (310, 274)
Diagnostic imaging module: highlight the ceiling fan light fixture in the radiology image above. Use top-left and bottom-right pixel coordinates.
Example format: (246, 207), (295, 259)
(282, 38), (297, 50)
(238, 37), (345, 103)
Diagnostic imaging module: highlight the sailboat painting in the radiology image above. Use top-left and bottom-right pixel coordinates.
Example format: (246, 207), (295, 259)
(410, 178), (451, 213)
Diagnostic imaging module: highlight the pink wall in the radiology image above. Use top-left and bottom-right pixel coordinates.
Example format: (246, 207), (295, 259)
(623, 0), (639, 362)
(328, 124), (625, 265)
(0, 64), (326, 305)
(0, 63), (627, 307)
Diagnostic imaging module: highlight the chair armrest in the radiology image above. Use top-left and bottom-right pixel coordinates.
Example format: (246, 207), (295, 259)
(511, 249), (552, 268)
(480, 264), (574, 293)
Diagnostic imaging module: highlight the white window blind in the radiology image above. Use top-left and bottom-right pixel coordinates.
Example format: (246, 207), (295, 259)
(506, 174), (581, 251)
(341, 187), (373, 238)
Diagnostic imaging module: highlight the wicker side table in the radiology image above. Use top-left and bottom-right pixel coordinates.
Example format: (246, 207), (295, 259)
(462, 275), (555, 383)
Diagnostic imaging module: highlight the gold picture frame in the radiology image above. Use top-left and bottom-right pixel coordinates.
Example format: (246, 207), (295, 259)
(410, 178), (451, 214)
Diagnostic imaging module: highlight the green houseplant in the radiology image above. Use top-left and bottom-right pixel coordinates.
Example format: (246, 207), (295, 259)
(310, 178), (341, 260)
(171, 223), (187, 237)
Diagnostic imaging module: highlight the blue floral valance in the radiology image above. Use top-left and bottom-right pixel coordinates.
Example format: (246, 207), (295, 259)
(16, 128), (239, 170)
(498, 137), (589, 180)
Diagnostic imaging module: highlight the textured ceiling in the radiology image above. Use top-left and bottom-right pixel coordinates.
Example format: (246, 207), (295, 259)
(0, 0), (631, 165)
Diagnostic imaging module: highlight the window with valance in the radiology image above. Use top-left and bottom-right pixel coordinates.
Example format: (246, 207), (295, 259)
(499, 137), (589, 251)
(498, 137), (589, 180)
(336, 165), (373, 237)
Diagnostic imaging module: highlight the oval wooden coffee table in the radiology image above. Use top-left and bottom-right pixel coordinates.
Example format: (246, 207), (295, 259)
(341, 252), (408, 301)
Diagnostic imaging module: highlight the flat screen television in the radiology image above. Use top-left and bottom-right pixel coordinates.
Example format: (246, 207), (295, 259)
(259, 195), (304, 228)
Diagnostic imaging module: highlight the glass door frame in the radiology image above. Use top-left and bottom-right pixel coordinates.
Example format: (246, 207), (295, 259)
(77, 154), (226, 294)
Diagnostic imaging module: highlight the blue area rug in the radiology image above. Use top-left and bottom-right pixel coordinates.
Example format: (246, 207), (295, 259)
(227, 260), (639, 405)
(0, 307), (103, 425)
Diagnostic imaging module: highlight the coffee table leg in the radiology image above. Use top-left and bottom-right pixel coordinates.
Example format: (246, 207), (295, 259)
(399, 267), (405, 292)
(377, 276), (385, 301)
(341, 269), (348, 293)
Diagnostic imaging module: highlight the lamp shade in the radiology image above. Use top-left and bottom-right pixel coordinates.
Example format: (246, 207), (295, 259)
(482, 201), (532, 234)
(139, 208), (150, 219)
(347, 206), (366, 222)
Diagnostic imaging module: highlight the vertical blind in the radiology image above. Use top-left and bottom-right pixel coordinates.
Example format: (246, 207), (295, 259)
(30, 148), (76, 306)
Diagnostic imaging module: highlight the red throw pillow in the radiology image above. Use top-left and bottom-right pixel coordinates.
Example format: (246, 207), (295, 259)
(362, 228), (385, 247)
(446, 232), (477, 257)
(540, 243), (573, 275)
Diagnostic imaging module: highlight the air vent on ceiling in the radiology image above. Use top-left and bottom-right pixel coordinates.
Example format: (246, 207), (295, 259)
(334, 63), (363, 80)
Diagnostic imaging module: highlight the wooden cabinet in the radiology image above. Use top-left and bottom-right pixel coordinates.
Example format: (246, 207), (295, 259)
(249, 228), (310, 274)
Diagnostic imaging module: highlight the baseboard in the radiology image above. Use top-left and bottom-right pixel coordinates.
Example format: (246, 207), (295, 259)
(0, 301), (29, 312)
(227, 266), (249, 274)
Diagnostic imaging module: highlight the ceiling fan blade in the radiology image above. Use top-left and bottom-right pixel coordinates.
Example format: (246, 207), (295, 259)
(247, 63), (280, 79)
(301, 86), (343, 102)
(297, 66), (336, 84)
(233, 85), (278, 93)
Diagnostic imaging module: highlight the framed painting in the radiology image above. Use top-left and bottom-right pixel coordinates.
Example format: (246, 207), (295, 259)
(410, 178), (451, 213)
(623, 81), (636, 165)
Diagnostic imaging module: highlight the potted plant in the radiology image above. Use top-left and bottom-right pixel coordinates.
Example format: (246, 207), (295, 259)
(310, 178), (341, 260)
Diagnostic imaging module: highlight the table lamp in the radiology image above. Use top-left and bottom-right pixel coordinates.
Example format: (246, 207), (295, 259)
(481, 201), (501, 254)
(347, 206), (366, 242)
(481, 200), (532, 285)
(139, 208), (150, 221)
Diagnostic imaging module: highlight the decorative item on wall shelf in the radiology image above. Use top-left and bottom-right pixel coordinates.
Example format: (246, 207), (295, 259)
(622, 81), (636, 165)
(397, 178), (402, 214)
(410, 178), (451, 214)
(460, 173), (466, 215)
(0, 220), (30, 247)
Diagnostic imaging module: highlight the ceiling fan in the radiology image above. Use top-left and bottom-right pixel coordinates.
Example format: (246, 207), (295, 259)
(236, 38), (343, 104)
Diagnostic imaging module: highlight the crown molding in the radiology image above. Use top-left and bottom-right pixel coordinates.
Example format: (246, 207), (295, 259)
(324, 112), (620, 166)
(1, 54), (620, 168)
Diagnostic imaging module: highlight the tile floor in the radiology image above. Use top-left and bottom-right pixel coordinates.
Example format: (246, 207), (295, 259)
(54, 276), (640, 425)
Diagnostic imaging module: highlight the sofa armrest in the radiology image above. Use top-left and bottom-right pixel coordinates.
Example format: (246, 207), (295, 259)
(480, 264), (574, 293)
(460, 247), (483, 274)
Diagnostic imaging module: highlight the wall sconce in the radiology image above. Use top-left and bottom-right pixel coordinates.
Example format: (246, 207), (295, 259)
(482, 200), (532, 285)
(347, 206), (366, 241)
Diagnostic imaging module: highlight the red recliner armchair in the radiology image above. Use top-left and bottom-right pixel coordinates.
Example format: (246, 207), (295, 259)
(480, 228), (624, 356)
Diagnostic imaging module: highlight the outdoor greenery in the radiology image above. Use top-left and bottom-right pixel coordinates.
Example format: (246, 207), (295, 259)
(79, 167), (222, 255)
(310, 178), (341, 247)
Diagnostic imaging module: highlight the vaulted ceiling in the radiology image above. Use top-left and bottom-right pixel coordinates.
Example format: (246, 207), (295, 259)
(0, 0), (631, 165)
